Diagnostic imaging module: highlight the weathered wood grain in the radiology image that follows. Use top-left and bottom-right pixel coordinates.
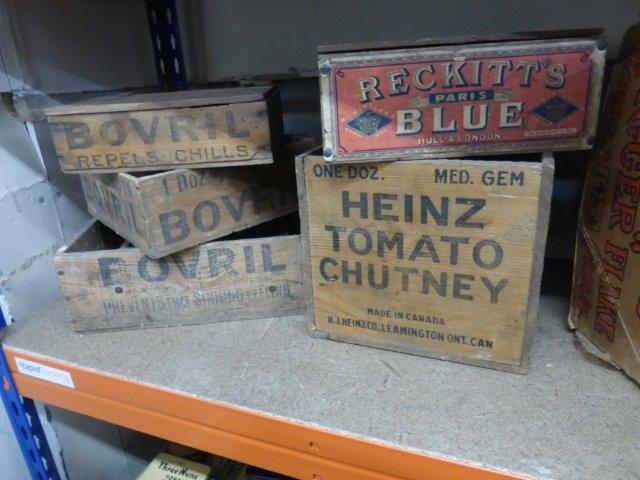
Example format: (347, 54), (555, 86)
(296, 152), (554, 372)
(54, 220), (305, 332)
(46, 87), (282, 173)
(81, 137), (314, 259)
(318, 28), (603, 53)
(45, 86), (273, 115)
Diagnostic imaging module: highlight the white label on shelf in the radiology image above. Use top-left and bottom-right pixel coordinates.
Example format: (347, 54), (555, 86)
(15, 358), (75, 389)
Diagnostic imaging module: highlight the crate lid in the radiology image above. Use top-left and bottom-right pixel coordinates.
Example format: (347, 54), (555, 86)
(45, 85), (275, 116)
(318, 28), (604, 54)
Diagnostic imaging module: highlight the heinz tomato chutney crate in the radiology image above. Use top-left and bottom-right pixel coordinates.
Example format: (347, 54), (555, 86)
(318, 29), (606, 162)
(54, 220), (305, 332)
(45, 86), (283, 173)
(80, 137), (313, 259)
(296, 151), (554, 372)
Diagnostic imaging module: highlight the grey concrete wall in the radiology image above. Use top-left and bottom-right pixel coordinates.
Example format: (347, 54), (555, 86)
(0, 99), (72, 480)
(0, 104), (64, 324)
(203, 0), (639, 80)
(3, 0), (157, 94)
(4, 0), (638, 93)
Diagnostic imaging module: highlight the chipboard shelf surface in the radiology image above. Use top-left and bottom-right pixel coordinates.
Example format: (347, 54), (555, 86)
(1, 293), (638, 480)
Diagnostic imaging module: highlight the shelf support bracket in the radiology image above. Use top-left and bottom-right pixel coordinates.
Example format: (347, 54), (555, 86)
(0, 305), (61, 480)
(145, 0), (188, 91)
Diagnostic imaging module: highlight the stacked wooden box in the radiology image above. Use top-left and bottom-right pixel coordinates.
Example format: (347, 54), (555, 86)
(297, 30), (606, 372)
(569, 25), (640, 385)
(47, 30), (609, 374)
(46, 86), (310, 332)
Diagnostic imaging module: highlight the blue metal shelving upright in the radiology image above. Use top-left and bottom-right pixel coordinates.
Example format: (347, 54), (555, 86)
(0, 306), (61, 480)
(145, 0), (189, 91)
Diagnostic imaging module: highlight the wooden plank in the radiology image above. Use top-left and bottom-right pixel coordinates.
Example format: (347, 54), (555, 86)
(45, 86), (274, 115)
(319, 35), (606, 162)
(81, 137), (314, 258)
(54, 220), (305, 332)
(296, 152), (554, 372)
(318, 28), (603, 53)
(80, 173), (153, 252)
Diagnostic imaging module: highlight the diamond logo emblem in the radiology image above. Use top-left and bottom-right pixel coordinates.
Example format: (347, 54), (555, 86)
(346, 109), (391, 136)
(532, 96), (578, 124)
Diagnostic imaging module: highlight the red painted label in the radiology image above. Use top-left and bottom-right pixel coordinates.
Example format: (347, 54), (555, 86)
(333, 51), (594, 154)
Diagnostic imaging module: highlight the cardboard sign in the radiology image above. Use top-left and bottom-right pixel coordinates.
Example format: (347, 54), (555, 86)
(319, 31), (605, 161)
(297, 153), (553, 371)
(138, 453), (210, 480)
(55, 221), (305, 332)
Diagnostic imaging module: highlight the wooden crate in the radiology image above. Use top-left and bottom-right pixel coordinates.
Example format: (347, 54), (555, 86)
(80, 137), (314, 259)
(318, 29), (605, 162)
(54, 220), (305, 332)
(569, 25), (640, 385)
(296, 151), (554, 372)
(45, 86), (283, 173)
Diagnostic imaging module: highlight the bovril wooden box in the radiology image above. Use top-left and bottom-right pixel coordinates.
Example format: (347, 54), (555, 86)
(80, 137), (313, 259)
(296, 151), (554, 372)
(45, 86), (283, 173)
(54, 220), (305, 332)
(318, 29), (606, 162)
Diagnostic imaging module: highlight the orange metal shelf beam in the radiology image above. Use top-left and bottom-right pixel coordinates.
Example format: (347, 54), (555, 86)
(4, 347), (527, 480)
